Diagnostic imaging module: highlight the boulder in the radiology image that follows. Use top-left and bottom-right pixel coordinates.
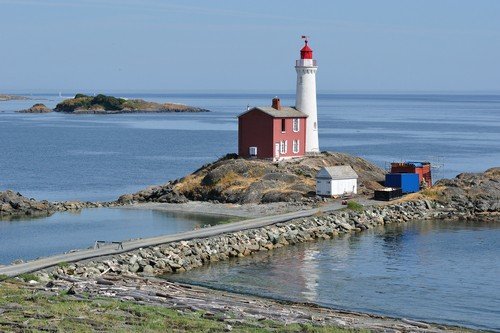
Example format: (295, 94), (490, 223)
(0, 190), (55, 217)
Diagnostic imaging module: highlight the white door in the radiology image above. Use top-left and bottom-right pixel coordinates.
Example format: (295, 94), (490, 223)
(275, 143), (280, 160)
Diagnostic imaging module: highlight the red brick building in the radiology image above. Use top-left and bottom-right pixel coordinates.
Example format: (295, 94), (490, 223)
(238, 98), (307, 160)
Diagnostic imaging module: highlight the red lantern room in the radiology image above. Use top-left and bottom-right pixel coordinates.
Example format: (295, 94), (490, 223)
(300, 38), (313, 59)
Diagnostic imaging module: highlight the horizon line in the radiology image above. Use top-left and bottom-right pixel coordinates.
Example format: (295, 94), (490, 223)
(3, 89), (500, 96)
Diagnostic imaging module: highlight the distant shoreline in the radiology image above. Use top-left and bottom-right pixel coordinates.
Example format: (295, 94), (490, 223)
(0, 94), (28, 101)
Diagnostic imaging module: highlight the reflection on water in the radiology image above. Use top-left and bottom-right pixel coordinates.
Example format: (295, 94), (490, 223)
(0, 208), (238, 264)
(167, 220), (500, 331)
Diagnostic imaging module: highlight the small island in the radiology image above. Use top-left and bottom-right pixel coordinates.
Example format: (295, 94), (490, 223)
(53, 94), (210, 114)
(16, 103), (52, 113)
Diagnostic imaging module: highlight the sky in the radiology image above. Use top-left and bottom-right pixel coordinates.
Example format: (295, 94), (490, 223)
(1, 0), (500, 93)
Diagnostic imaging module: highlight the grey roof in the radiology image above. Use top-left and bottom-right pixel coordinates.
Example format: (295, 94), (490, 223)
(317, 165), (358, 180)
(238, 106), (307, 118)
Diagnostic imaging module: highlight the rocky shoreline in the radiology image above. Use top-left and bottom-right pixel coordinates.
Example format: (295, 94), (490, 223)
(0, 190), (55, 218)
(0, 190), (118, 219)
(2, 165), (497, 221)
(12, 273), (469, 333)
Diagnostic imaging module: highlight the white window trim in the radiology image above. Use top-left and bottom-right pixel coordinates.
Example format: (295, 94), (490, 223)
(280, 140), (285, 154)
(292, 118), (300, 132)
(293, 139), (300, 154)
(284, 140), (288, 154)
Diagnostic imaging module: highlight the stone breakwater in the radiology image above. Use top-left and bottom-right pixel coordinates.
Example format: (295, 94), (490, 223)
(40, 198), (493, 280)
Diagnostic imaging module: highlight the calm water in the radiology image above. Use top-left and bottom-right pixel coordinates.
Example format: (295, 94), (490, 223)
(1, 93), (499, 201)
(0, 208), (236, 264)
(1, 93), (499, 330)
(168, 220), (500, 331)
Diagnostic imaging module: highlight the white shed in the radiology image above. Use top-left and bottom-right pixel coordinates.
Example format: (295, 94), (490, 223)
(316, 165), (358, 197)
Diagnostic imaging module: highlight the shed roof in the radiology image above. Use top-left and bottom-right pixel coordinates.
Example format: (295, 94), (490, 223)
(238, 106), (307, 119)
(317, 165), (358, 180)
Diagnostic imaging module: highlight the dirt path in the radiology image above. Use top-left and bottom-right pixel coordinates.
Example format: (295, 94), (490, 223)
(121, 198), (379, 218)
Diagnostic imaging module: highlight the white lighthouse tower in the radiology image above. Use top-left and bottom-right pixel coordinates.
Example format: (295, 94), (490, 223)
(295, 36), (319, 153)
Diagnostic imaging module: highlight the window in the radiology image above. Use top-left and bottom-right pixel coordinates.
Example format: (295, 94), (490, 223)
(281, 119), (286, 132)
(280, 140), (288, 154)
(292, 118), (300, 132)
(293, 140), (300, 154)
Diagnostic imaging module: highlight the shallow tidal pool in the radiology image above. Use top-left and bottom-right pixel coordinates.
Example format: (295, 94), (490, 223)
(0, 208), (237, 264)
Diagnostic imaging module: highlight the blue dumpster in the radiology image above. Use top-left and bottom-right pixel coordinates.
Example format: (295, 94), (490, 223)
(385, 173), (420, 193)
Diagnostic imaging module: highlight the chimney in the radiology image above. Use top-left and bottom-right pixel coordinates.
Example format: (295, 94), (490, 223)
(272, 97), (281, 110)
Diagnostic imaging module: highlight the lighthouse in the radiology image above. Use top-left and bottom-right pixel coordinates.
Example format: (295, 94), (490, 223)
(295, 37), (319, 153)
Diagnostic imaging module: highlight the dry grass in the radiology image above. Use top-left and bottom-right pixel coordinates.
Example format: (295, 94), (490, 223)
(171, 157), (332, 202)
(392, 186), (446, 203)
(216, 171), (243, 188)
(303, 177), (316, 187)
(174, 174), (203, 193)
(420, 186), (446, 200)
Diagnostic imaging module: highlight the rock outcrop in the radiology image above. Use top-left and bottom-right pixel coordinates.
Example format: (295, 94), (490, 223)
(16, 103), (52, 113)
(54, 94), (209, 114)
(118, 152), (386, 205)
(0, 190), (54, 218)
(432, 167), (499, 217)
(0, 190), (117, 218)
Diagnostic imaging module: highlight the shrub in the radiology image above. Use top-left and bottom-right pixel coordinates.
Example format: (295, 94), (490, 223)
(347, 200), (364, 212)
(91, 94), (123, 111)
(55, 96), (92, 111)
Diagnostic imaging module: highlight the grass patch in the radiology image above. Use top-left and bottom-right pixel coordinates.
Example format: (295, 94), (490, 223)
(0, 281), (365, 333)
(420, 186), (445, 200)
(347, 200), (364, 212)
(17, 273), (39, 282)
(57, 261), (70, 268)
